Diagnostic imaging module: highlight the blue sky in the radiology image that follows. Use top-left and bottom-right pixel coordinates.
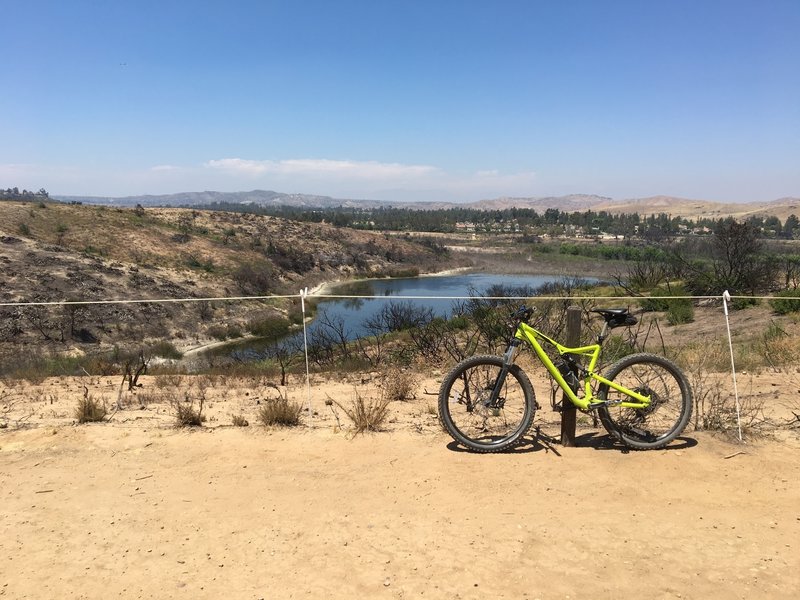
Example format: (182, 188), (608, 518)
(2, 0), (799, 202)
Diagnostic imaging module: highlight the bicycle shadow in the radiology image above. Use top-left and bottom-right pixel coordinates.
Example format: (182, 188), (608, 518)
(444, 427), (567, 455)
(445, 430), (698, 455)
(574, 432), (699, 453)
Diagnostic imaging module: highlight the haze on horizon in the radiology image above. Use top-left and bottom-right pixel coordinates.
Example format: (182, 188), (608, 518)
(2, 1), (799, 204)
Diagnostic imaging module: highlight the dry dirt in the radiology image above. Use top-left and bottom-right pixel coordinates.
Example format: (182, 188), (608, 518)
(2, 370), (799, 600)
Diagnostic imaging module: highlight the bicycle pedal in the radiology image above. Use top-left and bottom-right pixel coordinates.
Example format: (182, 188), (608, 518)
(587, 401), (606, 410)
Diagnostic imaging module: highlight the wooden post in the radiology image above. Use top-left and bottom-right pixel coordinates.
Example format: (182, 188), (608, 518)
(560, 305), (582, 447)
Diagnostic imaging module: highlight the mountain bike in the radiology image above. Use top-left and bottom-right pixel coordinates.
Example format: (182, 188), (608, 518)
(438, 306), (692, 452)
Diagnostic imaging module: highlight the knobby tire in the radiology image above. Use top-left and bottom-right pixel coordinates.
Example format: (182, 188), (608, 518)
(597, 353), (692, 450)
(438, 355), (536, 453)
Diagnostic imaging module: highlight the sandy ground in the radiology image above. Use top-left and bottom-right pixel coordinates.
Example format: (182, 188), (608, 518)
(2, 372), (800, 600)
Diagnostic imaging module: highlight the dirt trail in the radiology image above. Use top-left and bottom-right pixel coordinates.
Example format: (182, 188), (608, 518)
(2, 423), (799, 599)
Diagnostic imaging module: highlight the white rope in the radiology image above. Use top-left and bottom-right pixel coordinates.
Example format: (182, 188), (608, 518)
(0, 294), (299, 307)
(0, 286), (774, 442)
(0, 292), (762, 308)
(722, 290), (744, 443)
(307, 294), (720, 301)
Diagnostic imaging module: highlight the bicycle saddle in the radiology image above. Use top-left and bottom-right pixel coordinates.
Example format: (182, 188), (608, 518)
(592, 308), (638, 328)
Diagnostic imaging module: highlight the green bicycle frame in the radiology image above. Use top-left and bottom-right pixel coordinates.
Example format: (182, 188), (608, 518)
(512, 322), (651, 411)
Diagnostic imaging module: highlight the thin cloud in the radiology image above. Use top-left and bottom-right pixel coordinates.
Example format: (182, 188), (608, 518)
(202, 157), (537, 199)
(205, 158), (439, 180)
(2, 159), (537, 200)
(0, 163), (36, 177)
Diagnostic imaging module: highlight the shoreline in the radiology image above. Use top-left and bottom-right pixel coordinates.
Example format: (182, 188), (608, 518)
(179, 267), (473, 358)
(306, 266), (473, 297)
(177, 265), (595, 358)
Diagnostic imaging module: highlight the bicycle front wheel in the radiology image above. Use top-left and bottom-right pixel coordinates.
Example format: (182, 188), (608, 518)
(597, 353), (692, 450)
(438, 355), (536, 453)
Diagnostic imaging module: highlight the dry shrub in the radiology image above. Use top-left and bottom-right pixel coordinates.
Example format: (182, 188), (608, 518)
(231, 413), (249, 427)
(154, 373), (184, 389)
(680, 342), (772, 439)
(334, 389), (391, 434)
(174, 401), (205, 427)
(759, 321), (800, 369)
(257, 399), (303, 427)
(257, 383), (303, 427)
(75, 388), (107, 423)
(383, 367), (418, 401)
(172, 389), (206, 427)
(701, 386), (771, 439)
(131, 389), (168, 407)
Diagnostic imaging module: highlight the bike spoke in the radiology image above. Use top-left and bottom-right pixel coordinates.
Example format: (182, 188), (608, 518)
(599, 354), (691, 449)
(438, 356), (535, 452)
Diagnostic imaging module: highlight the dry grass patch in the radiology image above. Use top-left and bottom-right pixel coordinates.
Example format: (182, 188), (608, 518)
(333, 388), (391, 434)
(171, 387), (207, 427)
(231, 413), (250, 427)
(383, 367), (418, 401)
(174, 401), (205, 427)
(74, 388), (107, 423)
(257, 399), (303, 427)
(256, 383), (303, 427)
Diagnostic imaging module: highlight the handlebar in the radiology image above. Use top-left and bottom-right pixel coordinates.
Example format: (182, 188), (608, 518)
(511, 305), (535, 324)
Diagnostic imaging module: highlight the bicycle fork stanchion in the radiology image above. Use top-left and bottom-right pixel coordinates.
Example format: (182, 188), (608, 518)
(560, 306), (582, 446)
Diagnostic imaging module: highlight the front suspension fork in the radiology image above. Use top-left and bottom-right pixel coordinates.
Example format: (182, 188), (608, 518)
(488, 340), (521, 408)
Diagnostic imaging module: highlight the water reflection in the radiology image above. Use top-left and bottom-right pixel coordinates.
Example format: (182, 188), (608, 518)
(212, 273), (583, 360)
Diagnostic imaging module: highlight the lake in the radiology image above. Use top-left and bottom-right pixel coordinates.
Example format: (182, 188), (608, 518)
(308, 272), (569, 338)
(221, 272), (579, 358)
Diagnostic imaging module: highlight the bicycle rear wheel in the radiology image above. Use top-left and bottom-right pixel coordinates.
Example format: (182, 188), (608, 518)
(438, 355), (536, 453)
(597, 353), (692, 450)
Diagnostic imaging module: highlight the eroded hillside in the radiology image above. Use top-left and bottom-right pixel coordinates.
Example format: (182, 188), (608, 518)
(0, 201), (457, 365)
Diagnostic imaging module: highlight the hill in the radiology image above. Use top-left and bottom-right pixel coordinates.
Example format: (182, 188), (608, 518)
(0, 201), (455, 360)
(591, 195), (800, 222)
(54, 190), (800, 221)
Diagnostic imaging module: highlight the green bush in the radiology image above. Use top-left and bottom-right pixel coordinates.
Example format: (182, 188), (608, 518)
(666, 300), (694, 325)
(149, 340), (183, 360)
(186, 254), (215, 272)
(770, 288), (800, 314)
(601, 335), (636, 363)
(640, 286), (694, 325)
(207, 325), (230, 341)
(730, 296), (759, 310)
(247, 315), (290, 339)
(640, 286), (682, 311)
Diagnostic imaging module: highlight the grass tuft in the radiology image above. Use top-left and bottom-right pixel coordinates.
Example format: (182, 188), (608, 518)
(334, 389), (391, 434)
(383, 367), (418, 401)
(231, 413), (250, 427)
(172, 395), (206, 427)
(257, 399), (303, 427)
(75, 388), (107, 423)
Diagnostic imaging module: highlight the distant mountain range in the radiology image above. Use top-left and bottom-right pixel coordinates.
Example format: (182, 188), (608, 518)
(53, 190), (800, 221)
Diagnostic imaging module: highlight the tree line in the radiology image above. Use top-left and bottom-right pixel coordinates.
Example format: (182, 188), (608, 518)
(192, 201), (800, 240)
(0, 187), (50, 201)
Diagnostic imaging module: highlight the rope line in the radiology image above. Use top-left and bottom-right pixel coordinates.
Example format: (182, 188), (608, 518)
(0, 293), (767, 308)
(0, 287), (751, 443)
